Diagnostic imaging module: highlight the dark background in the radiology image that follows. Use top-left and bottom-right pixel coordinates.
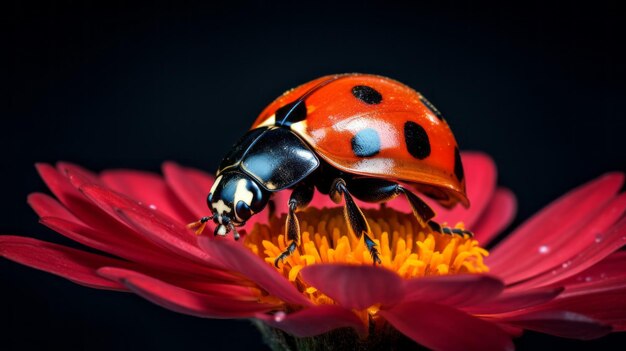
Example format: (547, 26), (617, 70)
(1, 1), (625, 350)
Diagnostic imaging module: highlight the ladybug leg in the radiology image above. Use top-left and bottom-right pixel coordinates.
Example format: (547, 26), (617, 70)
(347, 178), (435, 227)
(330, 178), (382, 265)
(397, 187), (436, 228)
(274, 183), (314, 268)
(394, 189), (472, 237)
(347, 178), (470, 236)
(430, 222), (473, 237)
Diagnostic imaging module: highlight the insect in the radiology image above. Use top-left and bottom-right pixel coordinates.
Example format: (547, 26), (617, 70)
(188, 73), (470, 266)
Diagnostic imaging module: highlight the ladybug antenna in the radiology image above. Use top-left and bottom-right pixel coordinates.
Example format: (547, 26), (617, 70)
(186, 215), (213, 235)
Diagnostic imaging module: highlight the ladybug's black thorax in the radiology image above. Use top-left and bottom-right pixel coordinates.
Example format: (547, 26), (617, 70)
(217, 126), (320, 192)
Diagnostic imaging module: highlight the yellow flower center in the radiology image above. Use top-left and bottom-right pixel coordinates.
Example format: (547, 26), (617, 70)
(245, 206), (489, 306)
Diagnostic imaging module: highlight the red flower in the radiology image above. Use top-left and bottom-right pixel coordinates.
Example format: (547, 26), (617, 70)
(1, 152), (625, 351)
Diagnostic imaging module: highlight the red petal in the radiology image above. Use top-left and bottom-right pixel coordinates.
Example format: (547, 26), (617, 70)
(101, 169), (193, 223)
(563, 279), (626, 299)
(40, 216), (149, 259)
(40, 216), (233, 281)
(36, 163), (129, 232)
(558, 251), (626, 292)
(497, 310), (611, 340)
(534, 288), (626, 326)
(28, 192), (80, 222)
(472, 188), (517, 245)
(77, 184), (223, 267)
(506, 193), (626, 285)
(464, 287), (563, 314)
(30, 192), (155, 254)
(488, 172), (625, 281)
(402, 274), (504, 307)
(256, 305), (365, 337)
(300, 264), (405, 309)
(523, 254), (626, 325)
(270, 189), (292, 216)
(174, 281), (261, 300)
(162, 162), (214, 219)
(309, 189), (340, 209)
(0, 235), (127, 290)
(380, 301), (514, 351)
(29, 192), (243, 285)
(496, 323), (524, 337)
(198, 237), (313, 306)
(29, 193), (215, 276)
(435, 152), (497, 228)
(98, 267), (275, 318)
(510, 215), (626, 290)
(56, 162), (101, 184)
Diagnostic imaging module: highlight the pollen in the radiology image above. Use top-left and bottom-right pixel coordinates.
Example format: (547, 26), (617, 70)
(244, 206), (489, 306)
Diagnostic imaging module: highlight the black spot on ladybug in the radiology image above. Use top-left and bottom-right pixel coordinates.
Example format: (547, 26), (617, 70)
(420, 96), (444, 121)
(275, 100), (307, 127)
(454, 147), (464, 181)
(351, 85), (382, 105)
(404, 121), (431, 160)
(351, 128), (381, 157)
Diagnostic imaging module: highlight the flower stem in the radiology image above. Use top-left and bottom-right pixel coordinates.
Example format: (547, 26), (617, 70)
(251, 320), (426, 351)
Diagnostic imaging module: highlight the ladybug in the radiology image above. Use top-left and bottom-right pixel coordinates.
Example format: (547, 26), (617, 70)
(188, 73), (470, 266)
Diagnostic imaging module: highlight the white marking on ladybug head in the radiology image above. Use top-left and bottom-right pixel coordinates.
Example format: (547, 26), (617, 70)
(233, 179), (254, 221)
(234, 179), (254, 206)
(215, 224), (228, 236)
(212, 199), (231, 216)
(209, 175), (223, 197)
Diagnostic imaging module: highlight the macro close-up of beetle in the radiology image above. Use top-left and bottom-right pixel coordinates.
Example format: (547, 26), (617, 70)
(188, 73), (472, 266)
(3, 3), (626, 350)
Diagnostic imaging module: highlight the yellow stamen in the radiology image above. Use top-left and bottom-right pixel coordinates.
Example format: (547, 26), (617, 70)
(245, 207), (489, 306)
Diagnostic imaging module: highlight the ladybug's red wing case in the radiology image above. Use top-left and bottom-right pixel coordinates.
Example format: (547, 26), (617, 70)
(252, 74), (468, 208)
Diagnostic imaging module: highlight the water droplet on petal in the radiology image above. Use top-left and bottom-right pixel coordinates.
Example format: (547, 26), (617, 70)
(274, 311), (286, 322)
(561, 260), (572, 269)
(584, 276), (593, 282)
(595, 233), (604, 243)
(138, 201), (143, 205)
(538, 245), (550, 254)
(149, 204), (157, 210)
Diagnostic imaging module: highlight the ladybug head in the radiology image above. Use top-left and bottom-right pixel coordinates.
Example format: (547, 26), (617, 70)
(206, 171), (269, 237)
